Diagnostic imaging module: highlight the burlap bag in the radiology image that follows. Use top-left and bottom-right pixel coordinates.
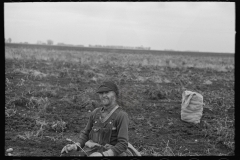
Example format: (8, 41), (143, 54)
(181, 90), (203, 124)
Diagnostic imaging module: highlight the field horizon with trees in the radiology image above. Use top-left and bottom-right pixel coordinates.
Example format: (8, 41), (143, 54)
(5, 42), (234, 56)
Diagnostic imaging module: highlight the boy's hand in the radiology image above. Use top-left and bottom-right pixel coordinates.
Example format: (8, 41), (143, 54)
(61, 144), (78, 154)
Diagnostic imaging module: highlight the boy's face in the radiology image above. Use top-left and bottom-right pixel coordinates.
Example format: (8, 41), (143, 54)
(98, 91), (116, 107)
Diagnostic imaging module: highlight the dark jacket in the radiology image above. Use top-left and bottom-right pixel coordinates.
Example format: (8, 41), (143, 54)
(78, 107), (129, 156)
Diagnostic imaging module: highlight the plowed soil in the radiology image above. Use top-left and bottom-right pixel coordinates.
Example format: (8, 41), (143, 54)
(5, 51), (234, 156)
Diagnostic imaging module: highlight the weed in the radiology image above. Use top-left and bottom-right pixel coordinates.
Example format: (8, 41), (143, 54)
(5, 108), (17, 118)
(162, 140), (175, 156)
(35, 119), (48, 138)
(16, 131), (35, 140)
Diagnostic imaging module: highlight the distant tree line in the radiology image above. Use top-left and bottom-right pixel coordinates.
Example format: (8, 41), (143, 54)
(6, 38), (150, 51)
(37, 40), (54, 45)
(5, 38), (12, 43)
(89, 44), (151, 50)
(56, 43), (84, 47)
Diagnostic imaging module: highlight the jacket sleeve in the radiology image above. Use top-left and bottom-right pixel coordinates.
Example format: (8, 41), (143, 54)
(110, 111), (129, 155)
(78, 108), (99, 148)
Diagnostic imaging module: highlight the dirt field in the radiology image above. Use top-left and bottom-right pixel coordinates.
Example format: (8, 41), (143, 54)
(5, 46), (234, 156)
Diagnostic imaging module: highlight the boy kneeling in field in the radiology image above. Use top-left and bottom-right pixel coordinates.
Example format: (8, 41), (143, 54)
(61, 81), (141, 156)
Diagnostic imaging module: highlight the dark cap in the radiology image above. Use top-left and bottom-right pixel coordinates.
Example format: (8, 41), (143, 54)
(96, 81), (119, 96)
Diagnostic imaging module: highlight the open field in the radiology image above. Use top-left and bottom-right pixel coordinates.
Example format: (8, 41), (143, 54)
(5, 45), (234, 156)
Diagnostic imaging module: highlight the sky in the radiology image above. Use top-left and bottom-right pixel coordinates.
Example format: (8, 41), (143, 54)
(4, 2), (235, 53)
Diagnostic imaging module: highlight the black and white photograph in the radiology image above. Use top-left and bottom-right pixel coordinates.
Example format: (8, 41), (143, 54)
(5, 2), (235, 156)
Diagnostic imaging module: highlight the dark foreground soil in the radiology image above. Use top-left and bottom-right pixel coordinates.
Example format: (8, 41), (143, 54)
(5, 58), (234, 156)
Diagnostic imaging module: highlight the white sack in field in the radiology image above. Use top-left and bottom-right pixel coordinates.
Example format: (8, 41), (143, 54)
(181, 90), (203, 124)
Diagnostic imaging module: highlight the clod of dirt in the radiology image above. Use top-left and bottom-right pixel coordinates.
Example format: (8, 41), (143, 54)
(203, 80), (212, 85)
(7, 153), (13, 156)
(6, 148), (13, 152)
(144, 89), (167, 100)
